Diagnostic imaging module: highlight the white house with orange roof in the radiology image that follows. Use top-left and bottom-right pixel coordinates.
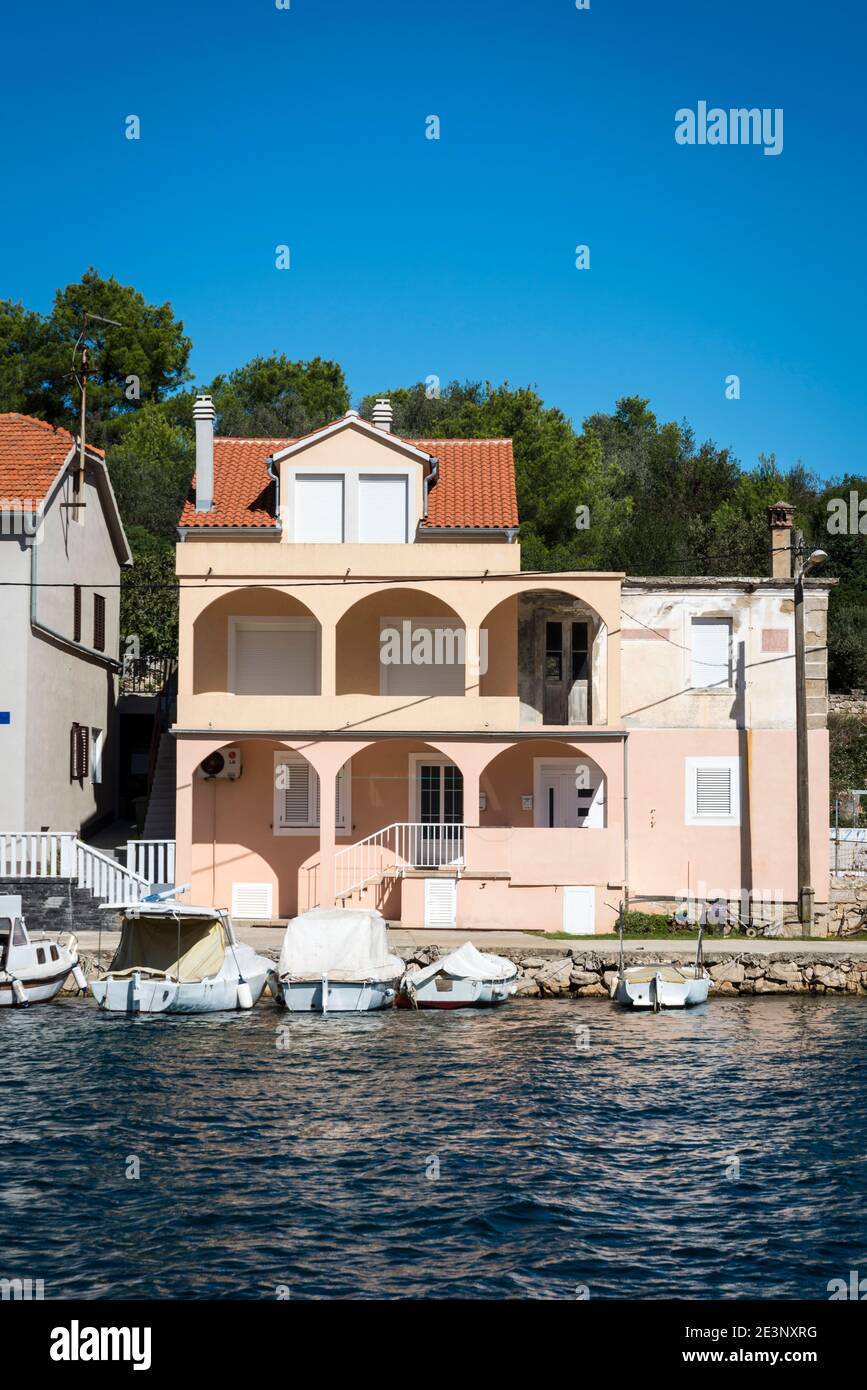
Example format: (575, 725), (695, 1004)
(173, 396), (832, 935)
(0, 413), (131, 835)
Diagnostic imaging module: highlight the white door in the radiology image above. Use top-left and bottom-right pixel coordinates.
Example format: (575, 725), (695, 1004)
(563, 886), (595, 936)
(424, 878), (457, 929)
(537, 761), (603, 828)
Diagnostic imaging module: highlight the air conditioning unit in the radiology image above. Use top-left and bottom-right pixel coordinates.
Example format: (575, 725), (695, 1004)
(197, 747), (242, 780)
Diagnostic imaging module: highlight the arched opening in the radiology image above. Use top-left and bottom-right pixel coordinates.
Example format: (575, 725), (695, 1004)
(192, 589), (321, 696)
(189, 738), (323, 921)
(336, 588), (465, 696)
(481, 588), (607, 727)
(480, 739), (607, 830)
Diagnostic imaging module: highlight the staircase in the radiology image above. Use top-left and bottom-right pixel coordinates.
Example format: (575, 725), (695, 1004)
(143, 730), (176, 840)
(335, 822), (465, 902)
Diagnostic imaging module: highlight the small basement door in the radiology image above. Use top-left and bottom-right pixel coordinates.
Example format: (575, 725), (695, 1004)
(424, 878), (457, 929)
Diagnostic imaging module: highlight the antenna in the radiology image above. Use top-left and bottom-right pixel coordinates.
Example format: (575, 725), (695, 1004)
(72, 310), (121, 511)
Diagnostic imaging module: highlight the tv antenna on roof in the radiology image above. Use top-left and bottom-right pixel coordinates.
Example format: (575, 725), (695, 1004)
(71, 310), (121, 510)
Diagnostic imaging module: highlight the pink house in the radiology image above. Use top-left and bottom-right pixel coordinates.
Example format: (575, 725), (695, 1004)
(173, 398), (832, 934)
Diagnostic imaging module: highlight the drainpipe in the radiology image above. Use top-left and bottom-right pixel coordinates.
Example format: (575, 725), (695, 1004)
(422, 457), (439, 518)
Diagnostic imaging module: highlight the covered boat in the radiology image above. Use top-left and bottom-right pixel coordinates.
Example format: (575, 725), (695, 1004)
(273, 907), (404, 1012)
(399, 941), (518, 1009)
(0, 894), (86, 1007)
(91, 896), (271, 1014)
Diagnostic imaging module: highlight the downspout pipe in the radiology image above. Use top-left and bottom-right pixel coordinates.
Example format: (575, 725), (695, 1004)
(623, 731), (630, 910)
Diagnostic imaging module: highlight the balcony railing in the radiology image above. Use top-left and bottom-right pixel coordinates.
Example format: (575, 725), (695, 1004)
(120, 654), (177, 696)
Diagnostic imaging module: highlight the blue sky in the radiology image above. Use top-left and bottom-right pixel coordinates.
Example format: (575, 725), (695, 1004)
(1, 0), (864, 476)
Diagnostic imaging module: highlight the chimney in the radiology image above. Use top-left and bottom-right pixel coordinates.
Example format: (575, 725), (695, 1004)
(767, 501), (795, 579)
(372, 397), (393, 433)
(193, 394), (216, 512)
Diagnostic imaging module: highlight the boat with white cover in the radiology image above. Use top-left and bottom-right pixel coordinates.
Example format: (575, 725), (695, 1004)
(609, 909), (711, 1010)
(399, 941), (518, 1009)
(273, 907), (404, 1012)
(91, 892), (271, 1014)
(0, 894), (86, 1007)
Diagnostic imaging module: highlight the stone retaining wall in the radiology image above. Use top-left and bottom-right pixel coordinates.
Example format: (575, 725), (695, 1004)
(405, 946), (867, 997)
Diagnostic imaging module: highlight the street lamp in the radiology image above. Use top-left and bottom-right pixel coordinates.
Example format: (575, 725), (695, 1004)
(793, 533), (827, 930)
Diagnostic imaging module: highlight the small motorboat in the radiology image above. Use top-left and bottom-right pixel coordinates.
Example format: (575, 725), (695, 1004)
(0, 894), (87, 1007)
(91, 890), (271, 1014)
(610, 906), (711, 1010)
(272, 907), (404, 1012)
(399, 941), (518, 1009)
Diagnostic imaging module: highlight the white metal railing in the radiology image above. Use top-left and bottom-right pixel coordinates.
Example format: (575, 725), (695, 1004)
(335, 822), (465, 901)
(0, 831), (150, 902)
(126, 839), (176, 886)
(76, 841), (149, 902)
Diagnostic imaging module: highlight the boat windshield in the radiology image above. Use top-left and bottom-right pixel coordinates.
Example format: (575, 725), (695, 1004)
(108, 915), (227, 982)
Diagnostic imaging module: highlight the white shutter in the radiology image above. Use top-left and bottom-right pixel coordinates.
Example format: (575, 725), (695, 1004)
(275, 755), (348, 831)
(359, 475), (407, 543)
(695, 765), (732, 817)
(277, 756), (314, 829)
(295, 475), (344, 542)
(232, 882), (273, 919)
(691, 619), (731, 688)
(424, 878), (457, 928)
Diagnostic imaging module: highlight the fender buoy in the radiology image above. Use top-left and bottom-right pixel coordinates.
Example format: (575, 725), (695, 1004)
(237, 980), (253, 1010)
(12, 978), (29, 1008)
(71, 964), (88, 992)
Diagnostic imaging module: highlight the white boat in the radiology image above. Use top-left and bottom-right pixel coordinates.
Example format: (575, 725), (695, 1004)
(273, 907), (404, 1012)
(399, 941), (518, 1009)
(0, 894), (86, 1007)
(91, 893), (271, 1015)
(610, 910), (711, 1010)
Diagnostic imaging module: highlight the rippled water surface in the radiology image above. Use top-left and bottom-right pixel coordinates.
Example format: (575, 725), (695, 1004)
(2, 996), (866, 1299)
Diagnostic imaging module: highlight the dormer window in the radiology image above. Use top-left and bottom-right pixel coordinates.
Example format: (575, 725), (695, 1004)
(286, 468), (412, 543)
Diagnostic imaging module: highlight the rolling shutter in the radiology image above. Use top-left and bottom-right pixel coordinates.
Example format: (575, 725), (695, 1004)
(359, 475), (408, 543)
(233, 623), (317, 695)
(690, 618), (730, 688)
(295, 475), (344, 542)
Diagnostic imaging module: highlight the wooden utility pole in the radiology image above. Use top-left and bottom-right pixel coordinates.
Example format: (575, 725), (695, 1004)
(792, 529), (813, 930)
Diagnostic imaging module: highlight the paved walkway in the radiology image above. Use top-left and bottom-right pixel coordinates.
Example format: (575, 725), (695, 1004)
(69, 924), (867, 957)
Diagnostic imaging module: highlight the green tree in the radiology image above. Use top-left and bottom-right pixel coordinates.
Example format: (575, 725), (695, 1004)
(108, 404), (194, 540)
(207, 355), (349, 437)
(120, 527), (179, 657)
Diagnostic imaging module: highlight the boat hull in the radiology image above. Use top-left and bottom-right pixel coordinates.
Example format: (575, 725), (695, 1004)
(91, 959), (270, 1015)
(0, 964), (74, 1007)
(276, 976), (399, 1012)
(402, 975), (517, 1008)
(612, 968), (708, 1009)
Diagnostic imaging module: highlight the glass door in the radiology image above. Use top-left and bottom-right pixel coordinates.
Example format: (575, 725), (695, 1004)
(418, 763), (464, 865)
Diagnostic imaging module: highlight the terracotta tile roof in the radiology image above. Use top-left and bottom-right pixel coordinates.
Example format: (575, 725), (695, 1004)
(178, 427), (519, 531)
(413, 438), (518, 530)
(0, 413), (91, 507)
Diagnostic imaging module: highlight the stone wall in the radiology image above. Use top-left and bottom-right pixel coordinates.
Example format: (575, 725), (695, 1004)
(0, 878), (110, 936)
(829, 691), (867, 718)
(405, 945), (867, 997)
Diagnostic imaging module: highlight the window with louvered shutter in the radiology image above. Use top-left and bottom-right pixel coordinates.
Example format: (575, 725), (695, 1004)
(70, 722), (89, 781)
(73, 585), (82, 643)
(686, 757), (739, 825)
(274, 754), (348, 833)
(93, 594), (106, 651)
(690, 618), (731, 689)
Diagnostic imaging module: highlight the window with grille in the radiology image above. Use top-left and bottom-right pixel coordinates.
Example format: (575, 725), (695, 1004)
(685, 757), (740, 825)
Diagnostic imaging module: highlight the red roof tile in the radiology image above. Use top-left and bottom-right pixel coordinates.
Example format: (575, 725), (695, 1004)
(178, 426), (518, 531)
(0, 413), (91, 508)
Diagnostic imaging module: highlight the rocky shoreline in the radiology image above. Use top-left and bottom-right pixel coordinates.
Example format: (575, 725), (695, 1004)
(404, 945), (867, 997)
